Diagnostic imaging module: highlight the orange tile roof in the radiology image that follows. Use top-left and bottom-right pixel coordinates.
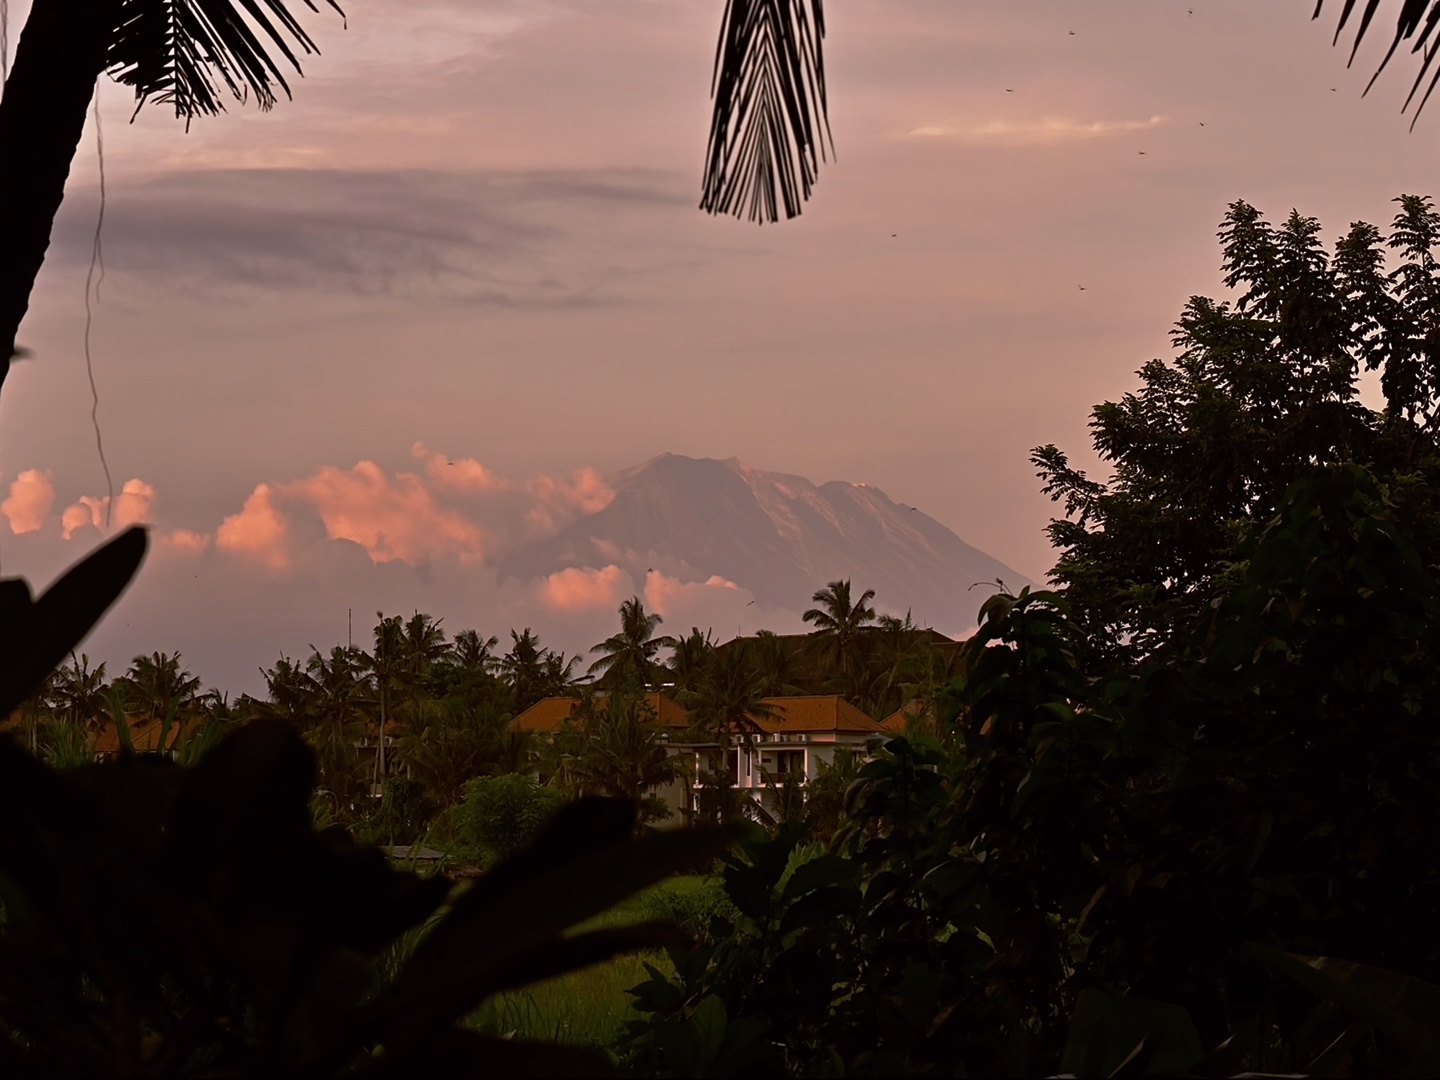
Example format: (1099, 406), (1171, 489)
(93, 715), (201, 755)
(879, 700), (934, 733)
(752, 696), (884, 735)
(509, 693), (691, 733)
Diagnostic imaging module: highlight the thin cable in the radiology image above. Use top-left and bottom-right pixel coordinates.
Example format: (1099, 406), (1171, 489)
(83, 83), (114, 528)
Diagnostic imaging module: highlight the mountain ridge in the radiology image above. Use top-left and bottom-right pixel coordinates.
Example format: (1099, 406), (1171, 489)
(501, 454), (1031, 634)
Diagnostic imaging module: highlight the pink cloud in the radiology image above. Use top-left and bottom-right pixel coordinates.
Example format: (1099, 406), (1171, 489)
(524, 467), (616, 533)
(162, 528), (212, 555)
(282, 459), (486, 564)
(60, 502), (93, 540)
(115, 479), (156, 528)
(411, 441), (507, 493)
(216, 483), (290, 568)
(540, 564), (625, 613)
(59, 478), (155, 539)
(1, 469), (55, 535)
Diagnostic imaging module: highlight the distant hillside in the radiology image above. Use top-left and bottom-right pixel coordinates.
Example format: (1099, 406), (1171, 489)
(499, 454), (1031, 634)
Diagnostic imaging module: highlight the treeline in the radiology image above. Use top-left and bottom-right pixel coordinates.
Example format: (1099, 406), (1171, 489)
(12, 578), (955, 839)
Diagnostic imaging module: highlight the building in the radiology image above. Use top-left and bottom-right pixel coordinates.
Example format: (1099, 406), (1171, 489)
(508, 692), (890, 821)
(509, 692), (693, 734)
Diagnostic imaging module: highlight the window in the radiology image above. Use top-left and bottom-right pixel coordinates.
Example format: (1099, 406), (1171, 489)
(775, 749), (805, 777)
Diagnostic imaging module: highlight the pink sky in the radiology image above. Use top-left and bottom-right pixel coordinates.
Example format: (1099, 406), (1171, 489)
(3, 0), (1438, 692)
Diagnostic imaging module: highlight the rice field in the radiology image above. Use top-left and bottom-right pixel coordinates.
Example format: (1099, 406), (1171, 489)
(465, 876), (718, 1046)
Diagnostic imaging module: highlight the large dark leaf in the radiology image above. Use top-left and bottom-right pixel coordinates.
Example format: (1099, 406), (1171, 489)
(0, 525), (146, 716)
(1317, 0), (1440, 123)
(370, 802), (735, 1047)
(106, 0), (344, 119)
(1243, 942), (1440, 1071)
(702, 0), (830, 223)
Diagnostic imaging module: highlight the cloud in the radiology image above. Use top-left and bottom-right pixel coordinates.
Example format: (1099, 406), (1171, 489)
(524, 467), (615, 532)
(216, 483), (290, 568)
(115, 480), (157, 527)
(48, 167), (692, 305)
(906, 115), (1169, 145)
(60, 503), (92, 541)
(17, 450), (623, 594)
(196, 449), (617, 574)
(1, 470), (56, 535)
(540, 564), (626, 613)
(644, 570), (744, 618)
(282, 460), (488, 565)
(162, 529), (213, 555)
(59, 478), (156, 539)
(411, 441), (507, 493)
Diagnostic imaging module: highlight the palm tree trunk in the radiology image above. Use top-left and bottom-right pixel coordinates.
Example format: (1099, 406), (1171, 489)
(0, 0), (118, 382)
(378, 684), (387, 793)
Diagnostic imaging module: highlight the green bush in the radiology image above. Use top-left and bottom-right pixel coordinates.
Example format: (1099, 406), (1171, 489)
(458, 773), (564, 860)
(630, 876), (739, 941)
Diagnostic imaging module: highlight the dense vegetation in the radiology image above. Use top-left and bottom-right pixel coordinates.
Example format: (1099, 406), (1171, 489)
(11, 577), (955, 847)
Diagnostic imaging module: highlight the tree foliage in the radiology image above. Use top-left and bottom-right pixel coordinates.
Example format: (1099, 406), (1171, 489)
(1035, 195), (1440, 661)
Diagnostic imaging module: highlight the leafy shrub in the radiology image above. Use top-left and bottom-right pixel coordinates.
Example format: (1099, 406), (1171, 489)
(458, 773), (564, 861)
(630, 877), (739, 941)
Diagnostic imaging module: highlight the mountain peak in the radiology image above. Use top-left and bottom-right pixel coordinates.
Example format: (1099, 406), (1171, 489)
(501, 455), (1029, 633)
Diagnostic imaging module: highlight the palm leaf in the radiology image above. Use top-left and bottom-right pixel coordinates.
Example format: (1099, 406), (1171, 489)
(1317, 0), (1440, 124)
(105, 0), (344, 120)
(702, 0), (830, 224)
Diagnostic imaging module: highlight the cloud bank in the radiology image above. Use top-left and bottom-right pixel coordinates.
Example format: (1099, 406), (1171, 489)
(906, 115), (1169, 145)
(0, 447), (791, 692)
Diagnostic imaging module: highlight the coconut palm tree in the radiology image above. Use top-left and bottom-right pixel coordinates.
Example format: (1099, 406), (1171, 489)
(396, 611), (450, 688)
(303, 643), (372, 809)
(802, 579), (876, 695)
(255, 654), (313, 727)
(452, 629), (499, 675)
(123, 650), (201, 724)
(750, 629), (804, 697)
(500, 628), (579, 712)
(0, 0), (341, 373)
(555, 690), (689, 823)
(682, 642), (779, 822)
(49, 651), (108, 727)
(666, 627), (717, 694)
(361, 612), (406, 785)
(588, 597), (676, 691)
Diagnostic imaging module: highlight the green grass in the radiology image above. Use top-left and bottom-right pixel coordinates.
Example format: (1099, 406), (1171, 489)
(463, 876), (721, 1047)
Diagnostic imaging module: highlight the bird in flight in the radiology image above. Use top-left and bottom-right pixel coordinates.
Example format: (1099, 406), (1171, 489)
(1069, 30), (1075, 35)
(746, 600), (755, 606)
(1138, 150), (1147, 155)
(1078, 285), (1086, 291)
